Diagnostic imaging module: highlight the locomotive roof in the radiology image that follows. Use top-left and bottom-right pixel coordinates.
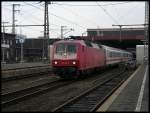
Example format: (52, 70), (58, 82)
(54, 39), (85, 45)
(53, 39), (102, 48)
(53, 40), (131, 54)
(54, 40), (96, 47)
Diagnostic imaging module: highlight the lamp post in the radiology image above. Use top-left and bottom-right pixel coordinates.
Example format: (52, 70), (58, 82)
(20, 38), (24, 63)
(61, 26), (66, 39)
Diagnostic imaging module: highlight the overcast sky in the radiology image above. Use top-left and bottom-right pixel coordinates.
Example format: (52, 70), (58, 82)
(2, 1), (145, 38)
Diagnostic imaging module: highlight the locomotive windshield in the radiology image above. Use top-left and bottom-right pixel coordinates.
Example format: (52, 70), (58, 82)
(56, 43), (76, 54)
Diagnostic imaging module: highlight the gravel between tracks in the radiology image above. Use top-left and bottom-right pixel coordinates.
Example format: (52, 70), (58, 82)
(2, 67), (131, 112)
(2, 74), (60, 94)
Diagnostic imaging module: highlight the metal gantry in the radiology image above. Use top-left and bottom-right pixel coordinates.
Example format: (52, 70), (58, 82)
(12, 4), (20, 34)
(144, 1), (149, 63)
(112, 24), (148, 42)
(145, 1), (149, 41)
(43, 1), (51, 62)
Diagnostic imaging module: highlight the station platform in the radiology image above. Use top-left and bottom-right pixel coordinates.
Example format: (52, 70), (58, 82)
(1, 62), (51, 70)
(97, 64), (149, 112)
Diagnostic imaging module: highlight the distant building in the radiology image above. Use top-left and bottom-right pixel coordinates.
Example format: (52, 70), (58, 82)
(15, 38), (60, 62)
(87, 27), (145, 40)
(1, 33), (60, 63)
(136, 45), (148, 64)
(1, 33), (16, 63)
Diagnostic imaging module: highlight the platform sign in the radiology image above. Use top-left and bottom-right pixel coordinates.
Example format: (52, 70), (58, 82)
(16, 34), (26, 43)
(19, 38), (25, 43)
(1, 44), (9, 48)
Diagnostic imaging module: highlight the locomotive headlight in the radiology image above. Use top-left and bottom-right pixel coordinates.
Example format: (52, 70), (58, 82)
(72, 61), (76, 64)
(54, 61), (58, 64)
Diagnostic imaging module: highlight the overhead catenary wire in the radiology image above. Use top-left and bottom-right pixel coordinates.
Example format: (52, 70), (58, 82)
(52, 2), (130, 6)
(23, 2), (87, 29)
(96, 2), (119, 25)
(2, 5), (61, 27)
(53, 4), (99, 27)
(112, 6), (126, 25)
(2, 4), (63, 38)
(2, 2), (145, 38)
(119, 3), (144, 24)
(20, 2), (61, 27)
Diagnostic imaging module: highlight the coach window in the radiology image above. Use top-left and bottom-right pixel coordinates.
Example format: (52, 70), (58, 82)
(117, 53), (119, 57)
(115, 52), (117, 57)
(110, 52), (112, 57)
(112, 52), (114, 57)
(109, 52), (111, 57)
(118, 52), (120, 57)
(123, 53), (125, 57)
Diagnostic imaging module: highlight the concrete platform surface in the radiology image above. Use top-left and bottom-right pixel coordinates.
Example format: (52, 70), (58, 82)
(97, 64), (149, 112)
(1, 62), (50, 70)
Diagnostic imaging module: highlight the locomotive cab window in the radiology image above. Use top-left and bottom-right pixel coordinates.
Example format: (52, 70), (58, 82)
(55, 43), (76, 54)
(56, 43), (66, 54)
(67, 44), (76, 53)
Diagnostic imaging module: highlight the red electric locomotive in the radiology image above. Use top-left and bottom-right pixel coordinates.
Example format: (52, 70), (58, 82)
(52, 39), (105, 78)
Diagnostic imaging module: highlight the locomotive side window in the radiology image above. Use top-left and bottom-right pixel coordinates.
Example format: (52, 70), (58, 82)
(85, 41), (92, 47)
(82, 46), (84, 52)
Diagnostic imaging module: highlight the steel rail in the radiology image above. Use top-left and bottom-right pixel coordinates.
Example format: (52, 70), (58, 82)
(2, 79), (74, 108)
(52, 68), (129, 112)
(2, 65), (50, 71)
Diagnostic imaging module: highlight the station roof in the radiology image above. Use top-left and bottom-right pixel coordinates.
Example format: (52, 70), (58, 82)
(87, 27), (144, 31)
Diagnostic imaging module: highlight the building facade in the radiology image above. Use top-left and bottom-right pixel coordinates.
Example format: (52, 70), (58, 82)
(1, 33), (16, 63)
(1, 33), (60, 63)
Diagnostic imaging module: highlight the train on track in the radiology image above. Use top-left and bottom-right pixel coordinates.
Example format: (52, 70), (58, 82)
(51, 39), (133, 78)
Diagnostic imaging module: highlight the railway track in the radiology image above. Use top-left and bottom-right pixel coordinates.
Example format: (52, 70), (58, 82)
(2, 65), (52, 82)
(2, 71), (53, 83)
(2, 65), (129, 111)
(1, 66), (121, 109)
(2, 65), (50, 71)
(52, 68), (130, 112)
(2, 74), (59, 93)
(1, 79), (74, 108)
